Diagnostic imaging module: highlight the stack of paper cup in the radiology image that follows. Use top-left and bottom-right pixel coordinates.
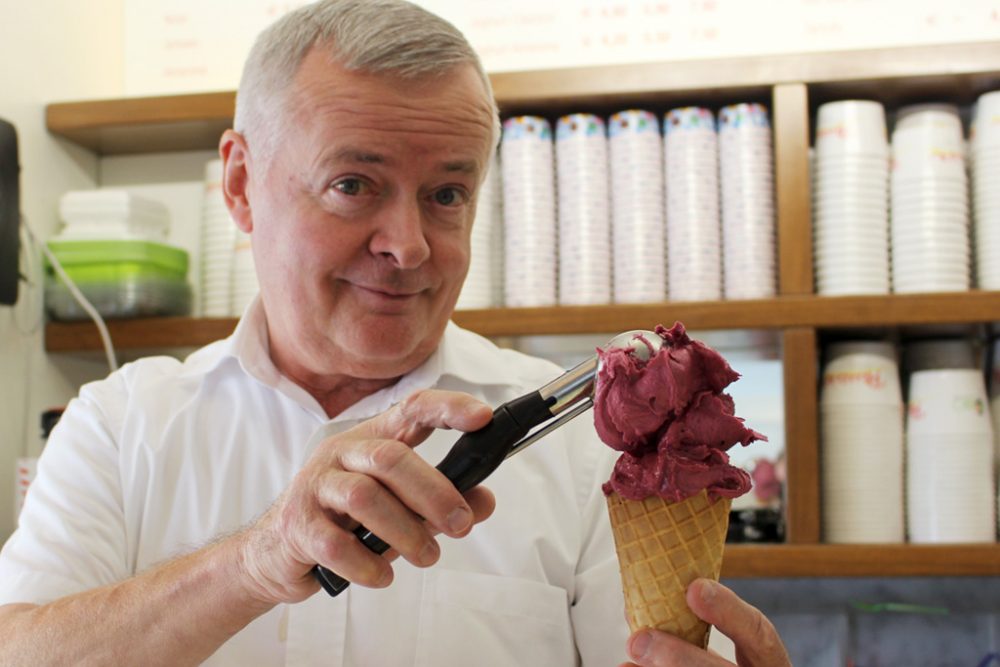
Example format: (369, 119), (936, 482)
(230, 230), (258, 316)
(199, 159), (237, 317)
(718, 103), (776, 300)
(608, 110), (666, 303)
(501, 116), (557, 307)
(813, 100), (890, 295)
(457, 151), (503, 309)
(820, 341), (905, 543)
(556, 113), (611, 305)
(906, 369), (996, 542)
(664, 107), (721, 302)
(891, 104), (970, 293)
(972, 91), (1000, 289)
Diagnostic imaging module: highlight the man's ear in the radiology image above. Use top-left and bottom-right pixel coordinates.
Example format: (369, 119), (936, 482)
(219, 129), (254, 233)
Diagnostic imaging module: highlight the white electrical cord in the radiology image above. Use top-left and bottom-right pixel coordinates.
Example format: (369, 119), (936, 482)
(23, 219), (119, 372)
(12, 220), (42, 335)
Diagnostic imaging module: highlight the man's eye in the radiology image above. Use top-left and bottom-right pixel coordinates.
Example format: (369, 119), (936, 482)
(332, 178), (366, 196)
(433, 187), (465, 207)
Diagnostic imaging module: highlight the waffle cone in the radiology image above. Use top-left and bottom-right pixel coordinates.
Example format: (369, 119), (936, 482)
(606, 489), (731, 648)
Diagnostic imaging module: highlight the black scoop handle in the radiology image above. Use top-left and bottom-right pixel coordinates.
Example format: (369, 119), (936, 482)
(313, 391), (553, 597)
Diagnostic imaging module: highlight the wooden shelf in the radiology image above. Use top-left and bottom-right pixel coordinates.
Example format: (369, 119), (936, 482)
(722, 544), (1000, 578)
(46, 91), (235, 155)
(43, 43), (1000, 580)
(45, 42), (1000, 155)
(44, 292), (1000, 351)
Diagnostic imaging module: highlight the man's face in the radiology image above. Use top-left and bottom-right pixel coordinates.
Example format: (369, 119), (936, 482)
(243, 50), (495, 382)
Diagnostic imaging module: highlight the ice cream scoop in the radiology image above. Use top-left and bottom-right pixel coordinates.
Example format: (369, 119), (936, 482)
(313, 329), (663, 597)
(596, 323), (763, 502)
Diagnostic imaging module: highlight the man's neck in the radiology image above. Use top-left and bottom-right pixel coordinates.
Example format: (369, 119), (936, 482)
(302, 373), (400, 419)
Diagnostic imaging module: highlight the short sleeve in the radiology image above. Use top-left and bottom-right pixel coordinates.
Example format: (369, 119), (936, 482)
(0, 374), (130, 605)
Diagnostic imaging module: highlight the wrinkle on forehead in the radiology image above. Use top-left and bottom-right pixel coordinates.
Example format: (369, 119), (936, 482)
(288, 53), (494, 140)
(301, 99), (494, 139)
(277, 53), (495, 182)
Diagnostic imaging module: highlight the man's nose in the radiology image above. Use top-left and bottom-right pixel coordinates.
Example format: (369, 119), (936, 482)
(369, 199), (432, 269)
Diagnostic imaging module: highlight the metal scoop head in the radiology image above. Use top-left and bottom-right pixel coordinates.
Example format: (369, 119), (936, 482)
(506, 329), (663, 458)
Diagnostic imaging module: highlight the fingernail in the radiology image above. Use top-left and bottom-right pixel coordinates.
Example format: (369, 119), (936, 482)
(419, 541), (439, 565)
(699, 578), (718, 603)
(447, 507), (472, 534)
(629, 631), (651, 659)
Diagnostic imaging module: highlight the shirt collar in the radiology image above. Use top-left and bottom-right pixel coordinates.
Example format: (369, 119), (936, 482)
(215, 298), (517, 423)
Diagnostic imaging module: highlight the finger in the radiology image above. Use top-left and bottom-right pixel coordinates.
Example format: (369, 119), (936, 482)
(462, 485), (496, 526)
(349, 390), (493, 446)
(315, 466), (441, 567)
(685, 579), (791, 666)
(624, 629), (729, 667)
(334, 437), (475, 538)
(300, 505), (395, 589)
(380, 484), (496, 561)
(312, 480), (496, 587)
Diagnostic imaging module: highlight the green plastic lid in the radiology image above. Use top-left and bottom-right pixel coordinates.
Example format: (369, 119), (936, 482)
(45, 239), (189, 274)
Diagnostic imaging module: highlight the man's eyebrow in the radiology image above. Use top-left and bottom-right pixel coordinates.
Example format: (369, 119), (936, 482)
(441, 160), (478, 174)
(330, 149), (386, 165)
(319, 150), (479, 174)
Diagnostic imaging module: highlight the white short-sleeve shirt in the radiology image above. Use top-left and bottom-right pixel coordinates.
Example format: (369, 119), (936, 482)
(0, 300), (629, 666)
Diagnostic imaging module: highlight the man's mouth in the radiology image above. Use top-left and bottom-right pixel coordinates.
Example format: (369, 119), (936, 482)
(354, 284), (422, 299)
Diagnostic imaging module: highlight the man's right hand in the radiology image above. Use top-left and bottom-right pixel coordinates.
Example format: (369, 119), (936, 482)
(236, 389), (497, 605)
(620, 579), (792, 667)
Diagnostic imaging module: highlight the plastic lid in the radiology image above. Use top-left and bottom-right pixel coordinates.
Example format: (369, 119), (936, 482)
(45, 239), (189, 274)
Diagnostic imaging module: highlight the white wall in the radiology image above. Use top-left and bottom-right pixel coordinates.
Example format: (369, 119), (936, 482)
(0, 0), (125, 540)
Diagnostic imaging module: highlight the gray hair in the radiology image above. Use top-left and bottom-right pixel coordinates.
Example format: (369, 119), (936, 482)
(234, 0), (500, 162)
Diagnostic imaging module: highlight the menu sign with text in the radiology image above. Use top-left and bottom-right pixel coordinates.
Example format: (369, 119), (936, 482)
(124, 0), (1000, 96)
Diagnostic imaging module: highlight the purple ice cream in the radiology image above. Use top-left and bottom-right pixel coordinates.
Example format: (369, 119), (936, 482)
(595, 323), (765, 503)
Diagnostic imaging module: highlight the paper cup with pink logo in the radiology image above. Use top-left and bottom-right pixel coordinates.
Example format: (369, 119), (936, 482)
(820, 342), (902, 407)
(906, 369), (991, 437)
(906, 369), (996, 543)
(816, 100), (889, 157)
(819, 341), (905, 542)
(973, 91), (1000, 289)
(890, 104), (970, 294)
(813, 100), (890, 296)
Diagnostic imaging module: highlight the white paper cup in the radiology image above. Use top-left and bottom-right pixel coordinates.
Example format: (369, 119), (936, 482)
(816, 100), (888, 156)
(907, 369), (993, 436)
(906, 433), (997, 543)
(821, 342), (901, 406)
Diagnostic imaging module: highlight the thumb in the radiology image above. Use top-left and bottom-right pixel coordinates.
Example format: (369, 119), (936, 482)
(349, 389), (494, 447)
(685, 579), (791, 666)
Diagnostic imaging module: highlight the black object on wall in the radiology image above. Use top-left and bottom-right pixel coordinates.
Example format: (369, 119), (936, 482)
(0, 119), (20, 306)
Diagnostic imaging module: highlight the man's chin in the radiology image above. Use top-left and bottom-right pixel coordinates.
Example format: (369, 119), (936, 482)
(339, 322), (438, 374)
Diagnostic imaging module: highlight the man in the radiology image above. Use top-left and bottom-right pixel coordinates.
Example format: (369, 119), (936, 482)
(0, 1), (790, 664)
